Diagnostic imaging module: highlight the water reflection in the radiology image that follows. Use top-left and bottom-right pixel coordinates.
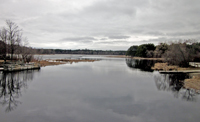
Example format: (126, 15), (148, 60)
(154, 72), (198, 101)
(125, 58), (158, 72)
(0, 70), (40, 112)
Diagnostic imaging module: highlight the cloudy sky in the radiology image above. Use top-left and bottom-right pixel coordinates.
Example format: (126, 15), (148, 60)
(0, 0), (200, 50)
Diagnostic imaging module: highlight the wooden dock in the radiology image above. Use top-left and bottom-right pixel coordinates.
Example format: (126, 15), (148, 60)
(159, 70), (200, 74)
(3, 63), (40, 72)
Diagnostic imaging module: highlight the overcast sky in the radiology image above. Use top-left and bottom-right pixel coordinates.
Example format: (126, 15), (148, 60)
(0, 0), (200, 50)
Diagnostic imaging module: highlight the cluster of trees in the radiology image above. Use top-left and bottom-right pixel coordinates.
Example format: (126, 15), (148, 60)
(0, 20), (34, 63)
(126, 40), (200, 67)
(126, 44), (156, 58)
(34, 49), (126, 55)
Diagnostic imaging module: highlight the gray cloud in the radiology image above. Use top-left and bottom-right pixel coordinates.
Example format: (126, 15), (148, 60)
(60, 37), (97, 43)
(0, 0), (200, 50)
(108, 36), (130, 39)
(96, 40), (130, 44)
(145, 31), (166, 36)
(167, 31), (200, 37)
(100, 38), (108, 40)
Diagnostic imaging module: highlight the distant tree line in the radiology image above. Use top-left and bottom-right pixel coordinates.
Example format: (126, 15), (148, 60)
(33, 49), (126, 55)
(126, 40), (200, 67)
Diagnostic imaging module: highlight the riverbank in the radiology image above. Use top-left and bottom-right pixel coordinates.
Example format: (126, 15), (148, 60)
(152, 62), (200, 71)
(106, 55), (131, 58)
(185, 75), (200, 92)
(152, 62), (200, 92)
(106, 55), (164, 60)
(33, 59), (99, 67)
(0, 59), (99, 69)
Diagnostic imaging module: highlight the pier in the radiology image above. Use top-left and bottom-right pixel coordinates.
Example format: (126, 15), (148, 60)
(159, 70), (200, 74)
(2, 62), (40, 72)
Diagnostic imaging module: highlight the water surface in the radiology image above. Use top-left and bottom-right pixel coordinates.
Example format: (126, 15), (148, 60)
(0, 55), (199, 122)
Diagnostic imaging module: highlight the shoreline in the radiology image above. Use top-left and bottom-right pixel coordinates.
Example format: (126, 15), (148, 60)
(106, 55), (164, 60)
(1, 58), (200, 92)
(0, 59), (99, 68)
(152, 62), (200, 92)
(33, 59), (99, 67)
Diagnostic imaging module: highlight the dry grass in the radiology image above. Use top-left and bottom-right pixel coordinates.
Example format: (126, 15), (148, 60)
(34, 60), (65, 67)
(152, 63), (178, 71)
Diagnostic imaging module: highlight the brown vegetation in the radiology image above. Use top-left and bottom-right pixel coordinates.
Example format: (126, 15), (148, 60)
(152, 63), (178, 71)
(34, 60), (65, 67)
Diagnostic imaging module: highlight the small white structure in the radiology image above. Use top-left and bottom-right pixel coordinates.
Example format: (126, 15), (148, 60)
(0, 68), (3, 71)
(189, 62), (200, 67)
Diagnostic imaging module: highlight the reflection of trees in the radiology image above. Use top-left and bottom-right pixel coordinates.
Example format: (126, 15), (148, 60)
(154, 72), (198, 101)
(126, 58), (159, 72)
(0, 70), (39, 112)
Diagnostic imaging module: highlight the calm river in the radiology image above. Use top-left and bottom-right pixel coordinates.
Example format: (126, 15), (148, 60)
(0, 55), (200, 122)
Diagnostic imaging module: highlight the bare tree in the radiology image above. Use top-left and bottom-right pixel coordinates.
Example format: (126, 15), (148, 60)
(153, 43), (168, 58)
(164, 43), (189, 66)
(19, 38), (34, 63)
(1, 20), (35, 63)
(163, 40), (199, 67)
(0, 27), (8, 62)
(6, 20), (22, 61)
